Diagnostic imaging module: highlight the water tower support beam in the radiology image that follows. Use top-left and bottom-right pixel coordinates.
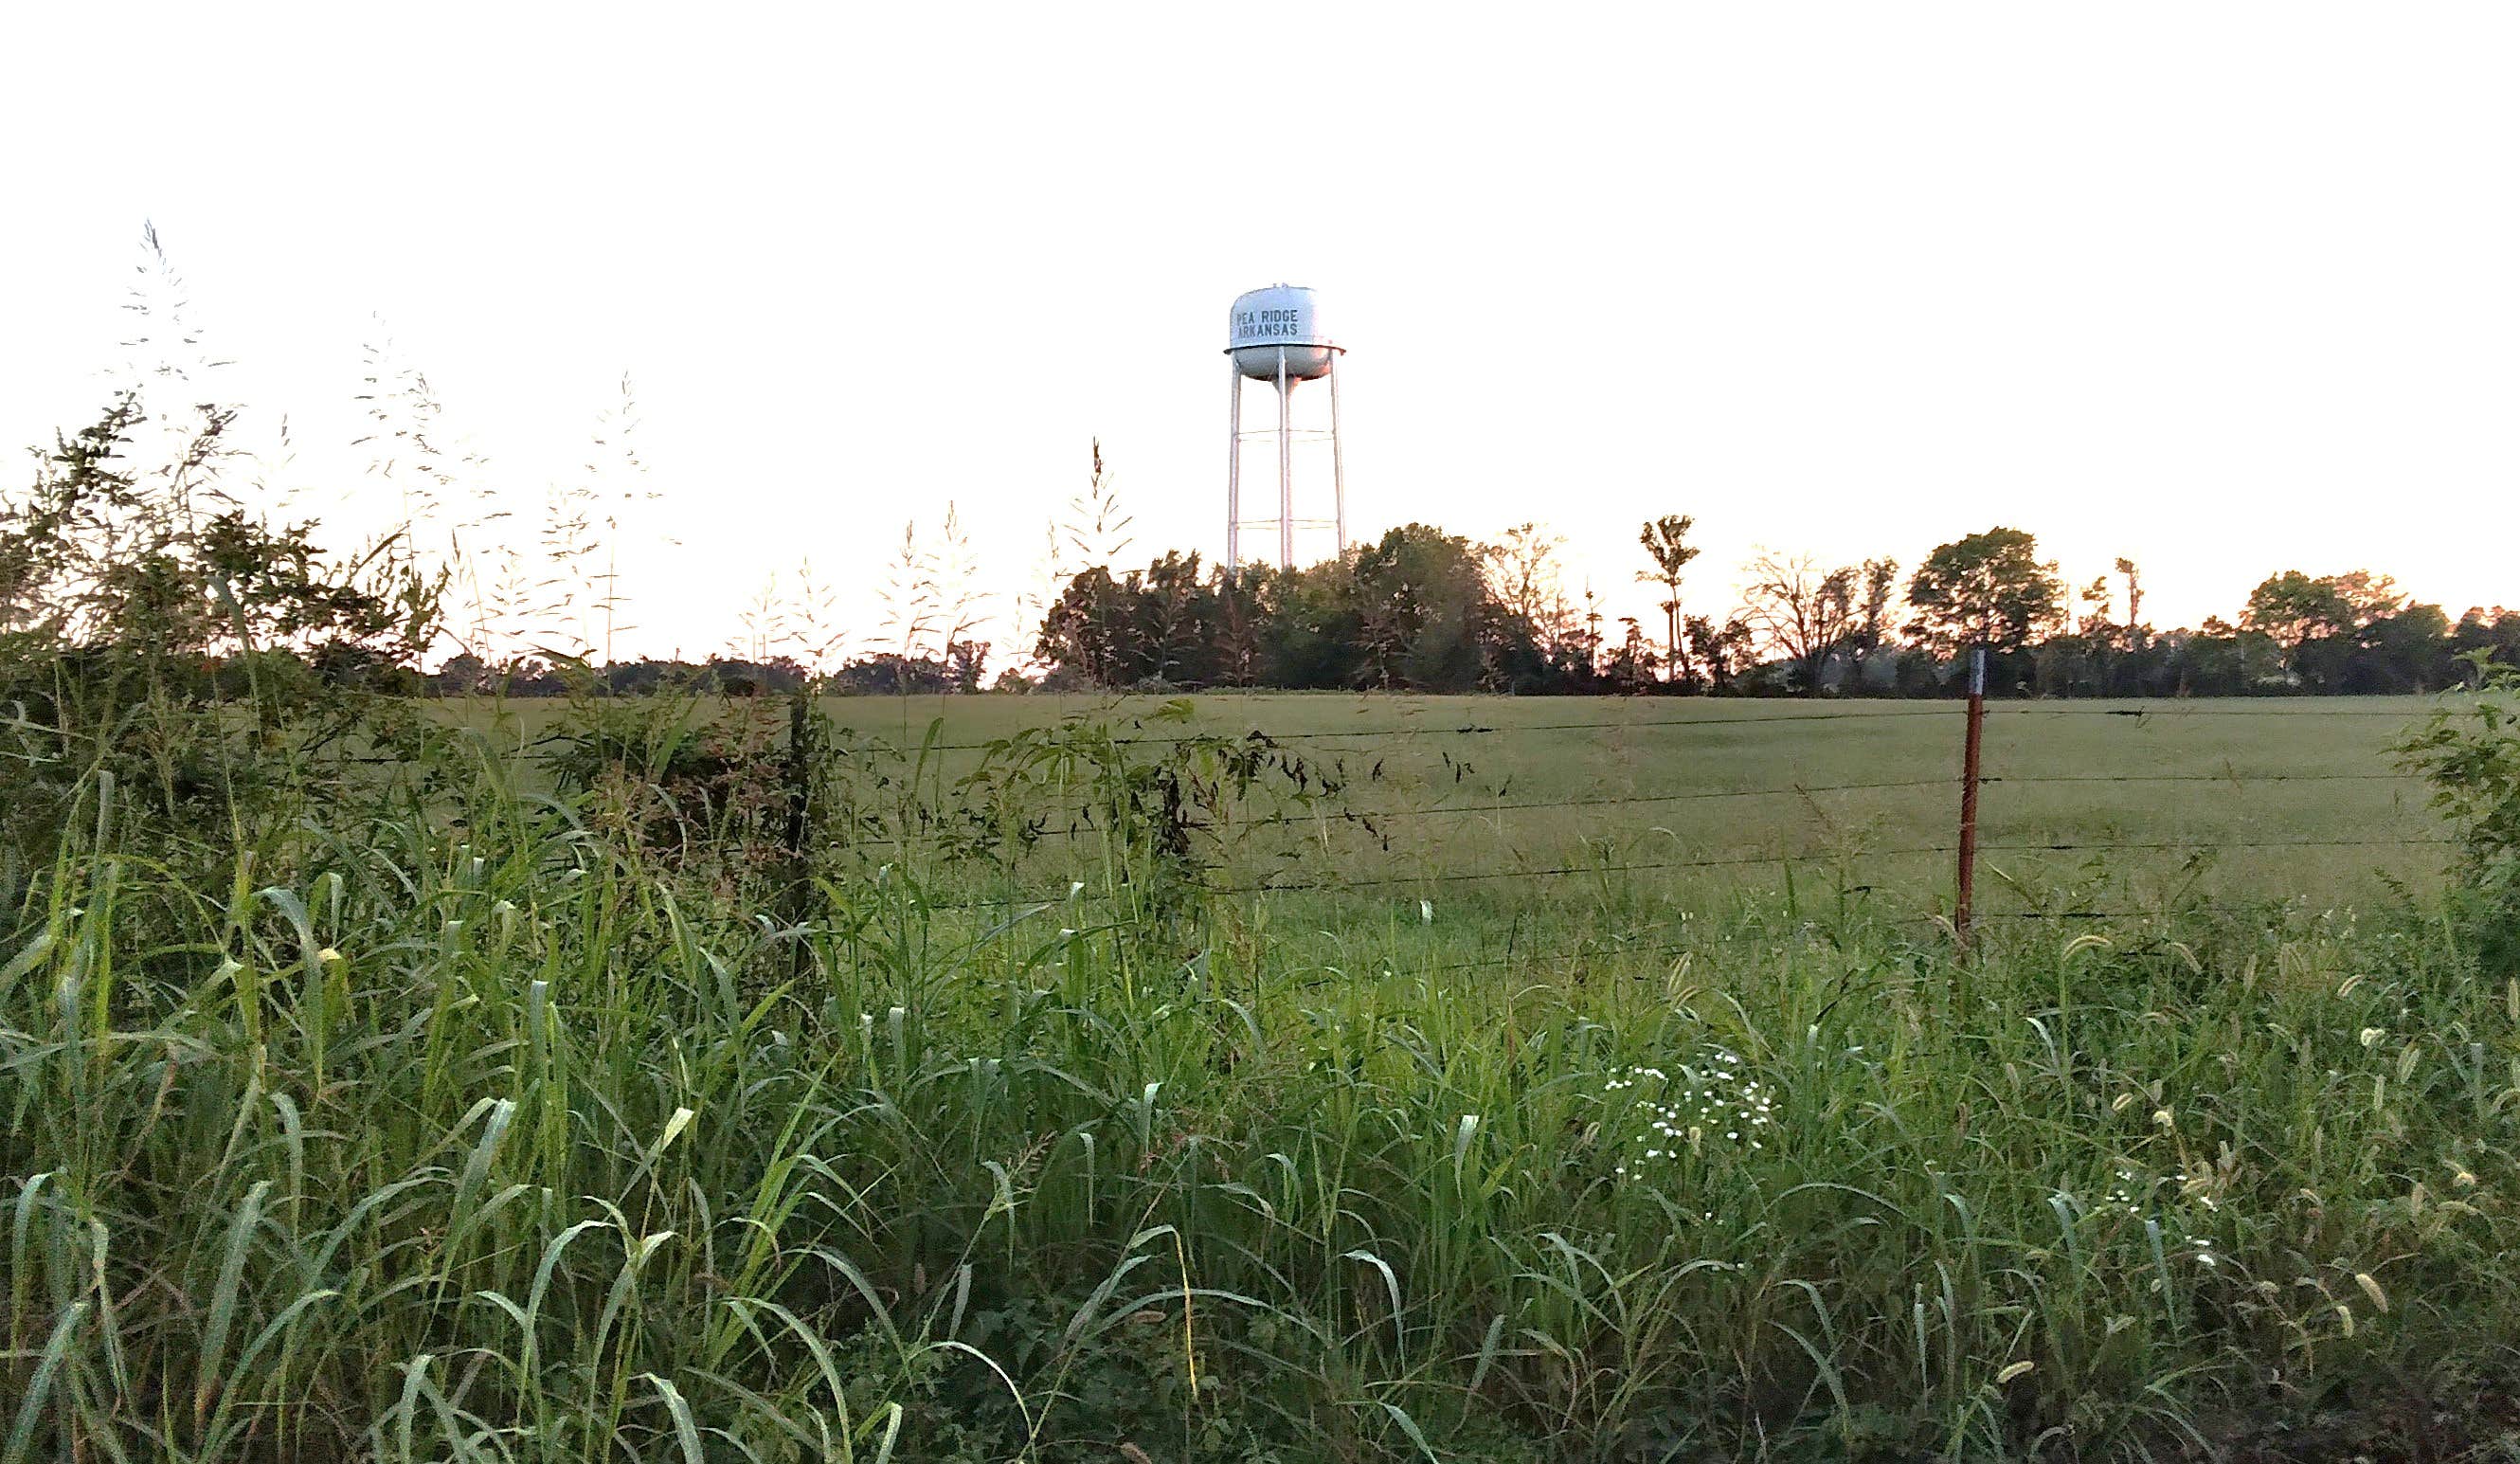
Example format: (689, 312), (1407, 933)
(1328, 357), (1347, 556)
(1276, 347), (1294, 570)
(1225, 364), (1242, 575)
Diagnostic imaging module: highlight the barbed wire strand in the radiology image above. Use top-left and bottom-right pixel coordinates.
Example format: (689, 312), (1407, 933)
(905, 834), (2452, 913)
(1235, 770), (2418, 829)
(1397, 903), (2295, 978)
(899, 699), (2451, 752)
(838, 764), (2427, 848)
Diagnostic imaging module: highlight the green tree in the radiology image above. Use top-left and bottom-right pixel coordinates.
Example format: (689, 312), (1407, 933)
(1253, 557), (1361, 689)
(1635, 515), (1699, 682)
(1685, 613), (1754, 693)
(1136, 549), (1217, 686)
(1035, 566), (1135, 686)
(2451, 607), (2520, 679)
(2331, 569), (2405, 625)
(2243, 569), (2415, 689)
(1844, 557), (1899, 688)
(2115, 556), (2145, 641)
(2241, 570), (2352, 655)
(2355, 602), (2454, 693)
(1348, 523), (1491, 691)
(1903, 527), (2062, 658)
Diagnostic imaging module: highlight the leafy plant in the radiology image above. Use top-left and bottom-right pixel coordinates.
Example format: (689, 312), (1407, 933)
(2398, 654), (2520, 967)
(0, 393), (442, 864)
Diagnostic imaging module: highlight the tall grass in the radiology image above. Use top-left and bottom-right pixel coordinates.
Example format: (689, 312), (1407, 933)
(5, 717), (2516, 1461)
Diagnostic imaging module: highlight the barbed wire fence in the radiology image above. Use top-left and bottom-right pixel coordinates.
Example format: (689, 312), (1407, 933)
(815, 693), (2453, 964)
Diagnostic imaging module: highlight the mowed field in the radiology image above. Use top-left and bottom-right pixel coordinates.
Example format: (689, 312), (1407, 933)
(477, 691), (2451, 947)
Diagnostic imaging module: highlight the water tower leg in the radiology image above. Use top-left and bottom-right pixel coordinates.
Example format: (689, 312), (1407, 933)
(1328, 357), (1347, 557)
(1225, 364), (1241, 576)
(1276, 348), (1293, 570)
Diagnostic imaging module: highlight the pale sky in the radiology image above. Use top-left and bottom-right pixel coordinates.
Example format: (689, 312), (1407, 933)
(4, 3), (2513, 665)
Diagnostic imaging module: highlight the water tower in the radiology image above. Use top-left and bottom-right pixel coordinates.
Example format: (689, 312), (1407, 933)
(1224, 284), (1345, 573)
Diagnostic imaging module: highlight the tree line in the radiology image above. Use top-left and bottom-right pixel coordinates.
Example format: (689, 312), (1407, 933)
(9, 290), (2507, 704)
(12, 393), (2503, 703)
(22, 229), (2503, 705)
(1030, 518), (2516, 697)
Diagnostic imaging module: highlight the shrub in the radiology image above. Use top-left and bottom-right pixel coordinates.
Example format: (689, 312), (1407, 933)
(2397, 655), (2520, 968)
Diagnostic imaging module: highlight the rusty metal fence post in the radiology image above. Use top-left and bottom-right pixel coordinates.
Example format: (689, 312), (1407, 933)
(1954, 647), (1987, 952)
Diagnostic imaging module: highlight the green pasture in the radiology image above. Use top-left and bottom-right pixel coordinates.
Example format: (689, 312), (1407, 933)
(461, 691), (2453, 933)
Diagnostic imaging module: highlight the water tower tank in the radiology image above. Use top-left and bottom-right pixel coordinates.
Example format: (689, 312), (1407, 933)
(1228, 284), (1337, 381)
